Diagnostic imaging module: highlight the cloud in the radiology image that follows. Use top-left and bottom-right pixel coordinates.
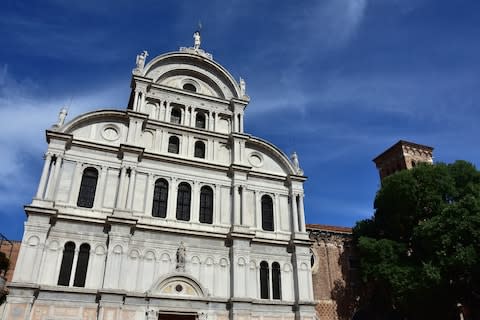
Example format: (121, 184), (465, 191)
(0, 64), (127, 213)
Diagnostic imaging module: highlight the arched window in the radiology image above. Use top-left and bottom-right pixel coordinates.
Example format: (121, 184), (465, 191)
(152, 179), (169, 218)
(176, 182), (191, 221)
(168, 136), (180, 154)
(58, 241), (75, 286)
(199, 186), (213, 224)
(170, 108), (182, 124)
(195, 113), (206, 129)
(260, 261), (269, 299)
(183, 83), (197, 92)
(272, 262), (282, 300)
(73, 243), (90, 287)
(194, 141), (206, 158)
(261, 195), (274, 231)
(77, 167), (98, 208)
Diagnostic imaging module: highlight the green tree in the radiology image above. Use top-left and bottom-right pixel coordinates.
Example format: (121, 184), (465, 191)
(0, 251), (8, 273)
(353, 161), (480, 319)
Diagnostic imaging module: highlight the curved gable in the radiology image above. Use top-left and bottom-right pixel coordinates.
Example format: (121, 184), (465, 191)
(246, 137), (297, 176)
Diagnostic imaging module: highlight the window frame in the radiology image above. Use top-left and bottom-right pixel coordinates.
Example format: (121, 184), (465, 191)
(261, 195), (274, 231)
(77, 167), (99, 208)
(260, 261), (270, 299)
(199, 185), (213, 224)
(168, 136), (180, 154)
(176, 182), (191, 221)
(152, 178), (169, 218)
(194, 140), (206, 159)
(57, 241), (76, 286)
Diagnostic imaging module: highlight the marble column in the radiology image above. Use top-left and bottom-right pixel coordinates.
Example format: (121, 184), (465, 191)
(35, 152), (53, 199)
(291, 193), (299, 232)
(94, 166), (108, 209)
(116, 166), (127, 209)
(126, 167), (137, 210)
(144, 173), (155, 216)
(46, 154), (63, 200)
(298, 194), (306, 232)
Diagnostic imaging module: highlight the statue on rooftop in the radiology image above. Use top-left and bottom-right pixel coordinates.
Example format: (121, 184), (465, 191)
(135, 50), (149, 71)
(239, 77), (246, 96)
(193, 31), (201, 51)
(56, 107), (68, 127)
(291, 152), (304, 175)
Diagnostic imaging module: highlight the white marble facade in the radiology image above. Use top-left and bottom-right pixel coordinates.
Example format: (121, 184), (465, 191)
(3, 38), (316, 320)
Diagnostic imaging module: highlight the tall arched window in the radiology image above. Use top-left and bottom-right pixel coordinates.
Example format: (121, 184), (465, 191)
(272, 262), (282, 300)
(77, 167), (98, 208)
(58, 241), (75, 286)
(195, 113), (206, 129)
(73, 243), (90, 287)
(168, 136), (180, 154)
(152, 179), (169, 218)
(261, 195), (274, 231)
(176, 182), (191, 221)
(260, 261), (270, 299)
(170, 108), (182, 124)
(199, 186), (213, 224)
(194, 141), (206, 159)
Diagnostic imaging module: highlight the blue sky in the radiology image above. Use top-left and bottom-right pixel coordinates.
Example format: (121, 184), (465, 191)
(1, 0), (479, 240)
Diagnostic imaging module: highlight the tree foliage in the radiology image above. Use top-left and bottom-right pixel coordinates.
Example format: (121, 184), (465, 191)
(353, 161), (480, 319)
(0, 251), (8, 273)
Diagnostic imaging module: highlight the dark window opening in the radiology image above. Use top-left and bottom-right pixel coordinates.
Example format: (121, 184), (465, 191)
(194, 141), (206, 158)
(58, 241), (75, 286)
(183, 83), (197, 92)
(152, 179), (169, 218)
(199, 186), (213, 224)
(77, 167), (98, 208)
(260, 261), (269, 299)
(272, 262), (282, 300)
(171, 108), (182, 124)
(176, 182), (191, 221)
(168, 136), (180, 154)
(73, 243), (90, 287)
(261, 195), (274, 231)
(195, 113), (206, 129)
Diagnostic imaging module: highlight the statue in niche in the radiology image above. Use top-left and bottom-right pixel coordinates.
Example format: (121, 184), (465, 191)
(193, 31), (201, 51)
(239, 77), (246, 96)
(176, 241), (186, 272)
(135, 50), (149, 71)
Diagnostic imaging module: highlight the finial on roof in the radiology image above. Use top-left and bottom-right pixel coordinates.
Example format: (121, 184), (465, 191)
(193, 31), (201, 51)
(179, 26), (213, 60)
(51, 106), (68, 130)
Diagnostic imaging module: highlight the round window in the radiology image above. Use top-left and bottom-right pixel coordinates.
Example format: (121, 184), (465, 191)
(183, 83), (197, 92)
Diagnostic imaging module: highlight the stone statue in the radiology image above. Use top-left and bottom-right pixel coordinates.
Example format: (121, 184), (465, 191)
(291, 152), (303, 175)
(239, 77), (246, 96)
(135, 50), (149, 71)
(56, 107), (68, 127)
(146, 308), (157, 320)
(176, 241), (186, 271)
(193, 31), (201, 50)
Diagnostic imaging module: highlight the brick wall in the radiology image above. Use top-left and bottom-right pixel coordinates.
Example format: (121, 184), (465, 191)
(0, 239), (21, 282)
(309, 225), (358, 320)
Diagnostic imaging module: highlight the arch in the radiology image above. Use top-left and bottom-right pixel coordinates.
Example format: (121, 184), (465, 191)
(170, 107), (182, 124)
(160, 252), (171, 262)
(48, 240), (60, 250)
(168, 136), (180, 154)
(152, 178), (169, 218)
(147, 273), (207, 297)
(77, 167), (98, 208)
(199, 185), (213, 224)
(73, 243), (90, 287)
(27, 235), (40, 246)
(260, 261), (269, 299)
(113, 245), (123, 254)
(183, 83), (197, 93)
(194, 140), (206, 159)
(272, 262), (282, 300)
(144, 250), (156, 260)
(95, 245), (106, 255)
(176, 182), (191, 221)
(195, 113), (206, 129)
(58, 241), (75, 286)
(261, 195), (274, 231)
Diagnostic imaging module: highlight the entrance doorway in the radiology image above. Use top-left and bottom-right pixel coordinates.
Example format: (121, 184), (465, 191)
(158, 313), (196, 320)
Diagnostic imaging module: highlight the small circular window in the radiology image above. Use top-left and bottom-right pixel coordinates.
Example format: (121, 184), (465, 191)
(183, 83), (197, 92)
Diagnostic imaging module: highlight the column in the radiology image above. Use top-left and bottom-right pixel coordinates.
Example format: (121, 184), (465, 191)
(191, 181), (200, 223)
(167, 178), (177, 220)
(132, 90), (139, 112)
(274, 193), (280, 231)
(94, 166), (108, 209)
(165, 101), (171, 122)
(255, 191), (261, 229)
(144, 174), (155, 216)
(239, 114), (244, 133)
(68, 162), (83, 205)
(240, 186), (246, 225)
(35, 152), (53, 199)
(126, 167), (137, 210)
(298, 194), (306, 232)
(208, 111), (214, 131)
(214, 184), (220, 225)
(139, 91), (146, 113)
(189, 106), (195, 127)
(184, 107), (190, 126)
(268, 262), (273, 300)
(155, 101), (161, 120)
(116, 166), (127, 209)
(69, 247), (80, 286)
(214, 112), (219, 132)
(291, 193), (299, 232)
(46, 154), (62, 200)
(233, 185), (240, 225)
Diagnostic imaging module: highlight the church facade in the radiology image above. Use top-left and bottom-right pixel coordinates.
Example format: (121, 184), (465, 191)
(2, 36), (317, 320)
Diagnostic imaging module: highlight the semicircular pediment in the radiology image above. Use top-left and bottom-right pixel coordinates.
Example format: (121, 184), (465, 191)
(147, 273), (207, 298)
